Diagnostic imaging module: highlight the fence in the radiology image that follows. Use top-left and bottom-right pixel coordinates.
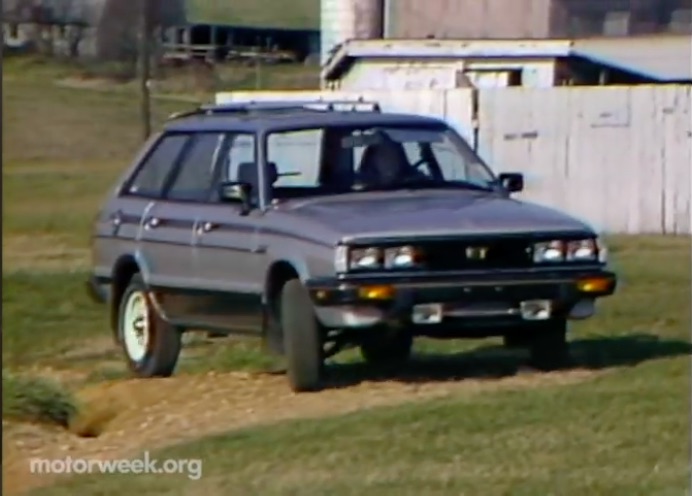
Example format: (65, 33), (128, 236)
(217, 85), (692, 235)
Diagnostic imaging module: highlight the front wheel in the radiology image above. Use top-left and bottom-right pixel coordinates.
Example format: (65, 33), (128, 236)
(118, 274), (182, 378)
(280, 279), (325, 392)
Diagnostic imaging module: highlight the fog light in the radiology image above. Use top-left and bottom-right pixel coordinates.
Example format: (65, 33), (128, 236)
(520, 300), (552, 321)
(412, 303), (443, 324)
(358, 285), (395, 300)
(577, 277), (612, 293)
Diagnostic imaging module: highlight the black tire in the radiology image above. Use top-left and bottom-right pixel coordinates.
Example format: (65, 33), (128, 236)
(527, 320), (570, 371)
(280, 279), (324, 392)
(118, 274), (182, 378)
(360, 331), (413, 369)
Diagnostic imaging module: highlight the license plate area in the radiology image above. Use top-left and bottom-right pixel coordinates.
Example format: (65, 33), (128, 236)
(411, 303), (443, 324)
(520, 299), (552, 321)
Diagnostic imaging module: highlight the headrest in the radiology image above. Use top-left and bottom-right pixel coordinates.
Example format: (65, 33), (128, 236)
(236, 162), (278, 186)
(236, 162), (258, 186)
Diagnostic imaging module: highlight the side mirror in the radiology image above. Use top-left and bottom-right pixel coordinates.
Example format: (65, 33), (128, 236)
(498, 173), (524, 193)
(219, 181), (253, 214)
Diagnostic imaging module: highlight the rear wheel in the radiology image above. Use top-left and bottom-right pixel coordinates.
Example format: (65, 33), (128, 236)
(360, 331), (413, 370)
(527, 319), (570, 371)
(118, 274), (181, 378)
(280, 279), (325, 392)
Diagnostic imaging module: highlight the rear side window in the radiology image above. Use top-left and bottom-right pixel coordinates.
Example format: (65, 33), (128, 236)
(167, 133), (225, 201)
(126, 134), (188, 197)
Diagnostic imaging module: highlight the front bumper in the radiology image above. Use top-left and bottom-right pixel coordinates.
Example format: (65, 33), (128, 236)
(306, 269), (616, 331)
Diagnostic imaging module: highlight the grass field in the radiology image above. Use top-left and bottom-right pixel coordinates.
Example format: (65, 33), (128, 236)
(2, 56), (691, 496)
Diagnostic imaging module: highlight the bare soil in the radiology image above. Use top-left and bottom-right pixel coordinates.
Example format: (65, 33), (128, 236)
(2, 367), (603, 495)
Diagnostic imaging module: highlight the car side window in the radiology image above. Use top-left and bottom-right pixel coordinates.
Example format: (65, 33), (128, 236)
(126, 134), (189, 197)
(209, 133), (257, 204)
(266, 129), (323, 188)
(225, 134), (256, 182)
(167, 132), (225, 202)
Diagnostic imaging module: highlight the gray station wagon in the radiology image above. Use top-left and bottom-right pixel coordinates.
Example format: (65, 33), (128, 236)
(87, 100), (617, 392)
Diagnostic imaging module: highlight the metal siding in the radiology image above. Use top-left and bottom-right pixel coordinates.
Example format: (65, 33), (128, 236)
(571, 35), (692, 82)
(215, 88), (477, 146)
(320, 38), (574, 84)
(339, 60), (465, 90)
(384, 0), (553, 39)
(215, 86), (691, 234)
(335, 58), (558, 90)
(478, 85), (692, 234)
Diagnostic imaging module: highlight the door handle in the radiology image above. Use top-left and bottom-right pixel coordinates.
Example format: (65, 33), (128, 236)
(145, 217), (161, 230)
(110, 210), (123, 227)
(196, 221), (218, 235)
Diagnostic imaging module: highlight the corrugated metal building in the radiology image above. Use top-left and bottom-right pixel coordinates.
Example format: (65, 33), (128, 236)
(321, 0), (692, 64)
(321, 36), (692, 89)
(385, 0), (692, 39)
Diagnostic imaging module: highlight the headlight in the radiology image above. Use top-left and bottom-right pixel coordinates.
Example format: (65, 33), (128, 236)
(335, 245), (422, 272)
(532, 238), (606, 264)
(533, 240), (565, 263)
(384, 246), (419, 269)
(566, 239), (598, 261)
(349, 247), (382, 270)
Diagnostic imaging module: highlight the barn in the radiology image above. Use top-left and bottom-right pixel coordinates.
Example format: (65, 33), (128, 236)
(320, 0), (692, 89)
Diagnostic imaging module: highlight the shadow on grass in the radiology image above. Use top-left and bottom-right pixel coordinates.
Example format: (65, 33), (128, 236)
(323, 333), (692, 388)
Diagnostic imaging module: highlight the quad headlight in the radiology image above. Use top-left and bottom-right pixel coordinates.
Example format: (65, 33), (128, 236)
(532, 238), (606, 264)
(335, 245), (422, 272)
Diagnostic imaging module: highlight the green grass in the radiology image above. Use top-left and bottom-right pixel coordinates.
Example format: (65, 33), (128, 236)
(3, 54), (691, 496)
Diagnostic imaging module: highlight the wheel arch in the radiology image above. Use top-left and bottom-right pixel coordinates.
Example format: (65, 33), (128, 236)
(263, 259), (305, 310)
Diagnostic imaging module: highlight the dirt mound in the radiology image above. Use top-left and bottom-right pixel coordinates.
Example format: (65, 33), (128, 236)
(3, 367), (602, 495)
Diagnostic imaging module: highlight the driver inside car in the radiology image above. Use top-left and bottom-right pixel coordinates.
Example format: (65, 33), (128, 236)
(356, 133), (427, 189)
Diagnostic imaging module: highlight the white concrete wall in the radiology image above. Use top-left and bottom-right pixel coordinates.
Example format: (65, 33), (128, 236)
(333, 58), (558, 90)
(216, 85), (692, 234)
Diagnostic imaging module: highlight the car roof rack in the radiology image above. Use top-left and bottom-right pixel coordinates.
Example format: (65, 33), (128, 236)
(168, 98), (382, 120)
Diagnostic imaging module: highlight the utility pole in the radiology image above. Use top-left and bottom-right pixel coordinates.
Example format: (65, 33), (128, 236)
(138, 0), (152, 141)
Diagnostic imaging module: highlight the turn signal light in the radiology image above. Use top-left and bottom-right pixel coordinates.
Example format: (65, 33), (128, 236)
(577, 277), (612, 293)
(358, 285), (395, 300)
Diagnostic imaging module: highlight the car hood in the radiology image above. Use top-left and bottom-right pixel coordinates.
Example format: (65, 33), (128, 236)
(276, 189), (593, 242)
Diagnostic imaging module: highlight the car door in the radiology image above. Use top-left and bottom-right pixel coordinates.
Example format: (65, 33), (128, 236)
(190, 132), (265, 332)
(117, 133), (191, 291)
(139, 131), (228, 324)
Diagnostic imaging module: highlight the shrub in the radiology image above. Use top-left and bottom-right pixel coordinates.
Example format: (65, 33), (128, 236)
(2, 371), (77, 427)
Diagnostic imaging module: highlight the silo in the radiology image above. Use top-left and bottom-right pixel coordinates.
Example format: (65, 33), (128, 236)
(321, 0), (384, 65)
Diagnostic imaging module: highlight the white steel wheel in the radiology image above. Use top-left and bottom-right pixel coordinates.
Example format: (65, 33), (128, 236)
(117, 274), (182, 378)
(122, 290), (150, 363)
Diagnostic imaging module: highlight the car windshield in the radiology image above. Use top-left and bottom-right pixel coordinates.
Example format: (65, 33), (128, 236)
(264, 124), (497, 200)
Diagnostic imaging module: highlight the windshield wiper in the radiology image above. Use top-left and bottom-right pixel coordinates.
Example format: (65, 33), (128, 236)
(350, 177), (494, 193)
(397, 177), (493, 192)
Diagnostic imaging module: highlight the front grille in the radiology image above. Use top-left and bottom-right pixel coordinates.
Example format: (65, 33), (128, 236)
(419, 237), (533, 271)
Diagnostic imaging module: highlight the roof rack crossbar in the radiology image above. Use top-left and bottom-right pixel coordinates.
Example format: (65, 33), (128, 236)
(168, 98), (382, 120)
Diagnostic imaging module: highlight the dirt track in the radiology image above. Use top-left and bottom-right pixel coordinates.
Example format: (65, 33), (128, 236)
(3, 366), (603, 495)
